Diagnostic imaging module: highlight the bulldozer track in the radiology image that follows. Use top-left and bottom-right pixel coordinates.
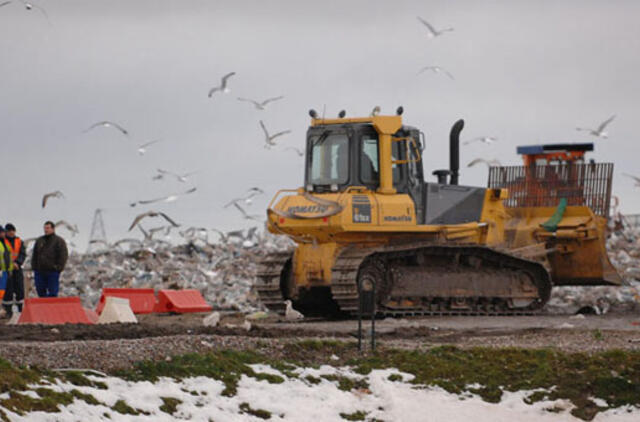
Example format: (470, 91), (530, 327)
(330, 243), (552, 317)
(255, 250), (293, 313)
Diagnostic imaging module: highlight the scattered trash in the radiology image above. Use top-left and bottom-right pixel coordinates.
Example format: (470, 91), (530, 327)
(246, 311), (269, 320)
(203, 311), (220, 327)
(22, 229), (293, 313)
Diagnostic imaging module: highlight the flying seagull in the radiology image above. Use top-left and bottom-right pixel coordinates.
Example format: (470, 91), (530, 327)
(130, 187), (197, 207)
(41, 190), (64, 208)
(54, 220), (79, 236)
(2, 1), (50, 22)
(418, 66), (454, 80)
(153, 169), (198, 183)
(623, 173), (640, 187)
(417, 16), (454, 38)
(467, 158), (502, 168)
(463, 136), (498, 146)
(128, 211), (179, 231)
(83, 121), (129, 137)
(22, 1), (49, 21)
(224, 187), (264, 208)
(576, 115), (616, 138)
(208, 72), (236, 97)
(232, 202), (261, 221)
(285, 146), (304, 157)
(237, 96), (284, 111)
(259, 120), (291, 149)
(137, 140), (161, 155)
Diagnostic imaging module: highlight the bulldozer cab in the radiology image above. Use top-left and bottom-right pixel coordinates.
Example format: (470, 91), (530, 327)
(304, 123), (424, 199)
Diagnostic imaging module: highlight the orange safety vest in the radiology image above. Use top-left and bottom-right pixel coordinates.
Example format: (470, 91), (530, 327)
(3, 237), (22, 270)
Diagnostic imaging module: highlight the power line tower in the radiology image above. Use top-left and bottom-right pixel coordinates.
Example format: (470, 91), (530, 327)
(86, 208), (107, 254)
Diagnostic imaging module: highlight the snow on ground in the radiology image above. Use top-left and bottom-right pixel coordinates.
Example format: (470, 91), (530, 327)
(3, 365), (639, 422)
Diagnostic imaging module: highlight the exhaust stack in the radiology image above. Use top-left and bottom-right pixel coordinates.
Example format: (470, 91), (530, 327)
(449, 119), (465, 185)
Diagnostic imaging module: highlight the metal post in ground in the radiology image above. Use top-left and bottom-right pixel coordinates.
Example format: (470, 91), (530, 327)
(357, 278), (376, 352)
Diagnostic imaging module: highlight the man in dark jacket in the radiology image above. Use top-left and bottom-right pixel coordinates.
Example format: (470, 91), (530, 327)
(2, 223), (26, 316)
(32, 221), (68, 298)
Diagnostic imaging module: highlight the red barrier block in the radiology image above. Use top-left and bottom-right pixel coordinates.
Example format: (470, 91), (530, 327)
(19, 297), (93, 325)
(154, 289), (212, 313)
(96, 288), (157, 315)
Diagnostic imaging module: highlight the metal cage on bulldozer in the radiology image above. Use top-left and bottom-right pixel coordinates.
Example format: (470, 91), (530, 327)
(487, 163), (614, 219)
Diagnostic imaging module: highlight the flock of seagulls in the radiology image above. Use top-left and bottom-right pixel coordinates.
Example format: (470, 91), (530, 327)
(38, 63), (298, 242)
(412, 17), (628, 189)
(10, 8), (636, 249)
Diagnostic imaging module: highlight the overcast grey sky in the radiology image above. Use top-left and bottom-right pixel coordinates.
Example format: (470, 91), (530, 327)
(1, 0), (638, 248)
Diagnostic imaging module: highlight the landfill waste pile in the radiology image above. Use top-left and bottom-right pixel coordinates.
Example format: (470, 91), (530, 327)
(547, 218), (640, 314)
(22, 228), (293, 312)
(18, 218), (640, 315)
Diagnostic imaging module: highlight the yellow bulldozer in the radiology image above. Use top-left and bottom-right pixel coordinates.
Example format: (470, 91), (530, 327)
(257, 108), (621, 316)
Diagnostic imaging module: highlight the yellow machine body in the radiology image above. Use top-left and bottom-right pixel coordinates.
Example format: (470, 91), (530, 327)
(257, 113), (620, 315)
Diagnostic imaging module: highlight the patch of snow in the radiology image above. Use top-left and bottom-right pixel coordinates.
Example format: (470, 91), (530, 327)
(2, 366), (639, 421)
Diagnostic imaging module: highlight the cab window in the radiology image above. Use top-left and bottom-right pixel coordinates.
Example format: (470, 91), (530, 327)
(360, 135), (379, 183)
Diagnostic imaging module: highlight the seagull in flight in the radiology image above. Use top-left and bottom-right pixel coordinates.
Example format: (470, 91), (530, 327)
(208, 72), (236, 97)
(285, 147), (304, 157)
(128, 211), (179, 231)
(232, 202), (262, 221)
(130, 187), (197, 207)
(467, 158), (502, 168)
(417, 16), (454, 38)
(224, 187), (264, 208)
(237, 96), (284, 111)
(260, 120), (291, 149)
(623, 173), (640, 187)
(2, 1), (50, 23)
(83, 121), (129, 137)
(418, 66), (454, 80)
(41, 190), (64, 208)
(54, 220), (79, 236)
(576, 115), (616, 138)
(153, 169), (198, 183)
(137, 140), (161, 155)
(463, 136), (498, 146)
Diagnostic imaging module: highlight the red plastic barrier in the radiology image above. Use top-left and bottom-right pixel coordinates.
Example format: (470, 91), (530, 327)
(96, 288), (157, 315)
(19, 297), (93, 325)
(154, 289), (212, 313)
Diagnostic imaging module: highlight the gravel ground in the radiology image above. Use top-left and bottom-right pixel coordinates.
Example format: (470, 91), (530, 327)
(2, 327), (640, 372)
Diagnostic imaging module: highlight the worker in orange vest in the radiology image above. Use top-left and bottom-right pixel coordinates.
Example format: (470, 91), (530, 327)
(2, 223), (26, 317)
(0, 227), (9, 306)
